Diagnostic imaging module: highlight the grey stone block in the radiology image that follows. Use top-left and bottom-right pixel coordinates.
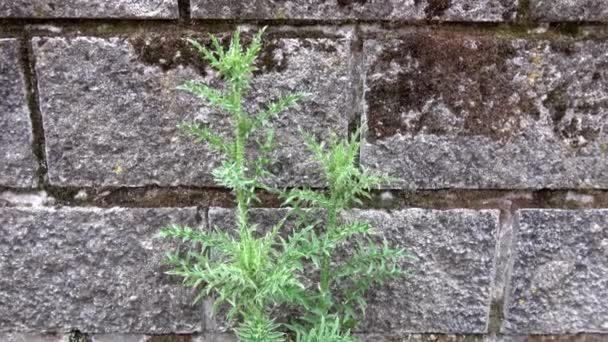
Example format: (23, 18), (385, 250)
(0, 39), (37, 188)
(361, 31), (608, 189)
(502, 209), (608, 333)
(33, 31), (351, 187)
(191, 0), (517, 22)
(0, 333), (68, 342)
(0, 207), (203, 333)
(0, 0), (178, 19)
(92, 335), (146, 342)
(350, 209), (499, 334)
(208, 208), (500, 333)
(529, 0), (608, 22)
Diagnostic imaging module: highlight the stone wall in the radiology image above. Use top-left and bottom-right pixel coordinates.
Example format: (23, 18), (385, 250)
(1, 1), (608, 341)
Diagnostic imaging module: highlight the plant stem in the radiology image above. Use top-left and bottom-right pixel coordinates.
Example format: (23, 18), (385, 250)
(319, 200), (338, 312)
(232, 83), (249, 235)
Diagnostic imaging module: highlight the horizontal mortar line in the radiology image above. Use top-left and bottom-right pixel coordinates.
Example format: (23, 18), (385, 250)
(3, 187), (608, 210)
(1, 18), (607, 34)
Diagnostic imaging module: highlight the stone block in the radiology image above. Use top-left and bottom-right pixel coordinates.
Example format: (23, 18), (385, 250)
(503, 209), (608, 333)
(208, 208), (500, 333)
(0, 0), (178, 19)
(0, 39), (37, 188)
(33, 31), (351, 187)
(529, 1), (608, 22)
(191, 0), (517, 21)
(361, 31), (608, 189)
(0, 207), (203, 333)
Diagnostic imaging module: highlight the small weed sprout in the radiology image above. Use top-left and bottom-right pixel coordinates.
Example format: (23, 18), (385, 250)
(158, 28), (410, 341)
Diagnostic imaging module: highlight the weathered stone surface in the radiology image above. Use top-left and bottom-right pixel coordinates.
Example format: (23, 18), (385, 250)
(350, 209), (499, 333)
(502, 210), (608, 333)
(0, 207), (203, 333)
(209, 208), (499, 333)
(92, 335), (145, 342)
(357, 334), (484, 342)
(496, 336), (608, 342)
(529, 0), (608, 22)
(191, 0), (517, 21)
(0, 0), (178, 18)
(33, 31), (351, 187)
(361, 31), (608, 189)
(0, 333), (68, 342)
(0, 39), (37, 188)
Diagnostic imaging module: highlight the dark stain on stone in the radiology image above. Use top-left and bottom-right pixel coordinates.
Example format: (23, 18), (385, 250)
(559, 117), (601, 148)
(544, 86), (569, 128)
(544, 85), (601, 148)
(148, 336), (192, 342)
(68, 331), (92, 342)
(424, 0), (452, 19)
(337, 0), (367, 7)
(129, 33), (210, 75)
(254, 39), (289, 75)
(301, 38), (338, 54)
(549, 39), (578, 56)
(499, 0), (518, 21)
(366, 32), (535, 142)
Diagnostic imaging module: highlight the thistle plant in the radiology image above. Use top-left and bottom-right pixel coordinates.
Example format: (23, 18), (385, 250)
(158, 27), (303, 341)
(158, 28), (409, 341)
(282, 132), (409, 335)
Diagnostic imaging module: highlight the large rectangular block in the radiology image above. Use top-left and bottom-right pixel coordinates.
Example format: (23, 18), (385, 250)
(361, 31), (608, 189)
(209, 208), (500, 334)
(0, 207), (203, 333)
(349, 209), (499, 333)
(503, 209), (608, 333)
(191, 0), (517, 21)
(529, 1), (608, 22)
(0, 39), (37, 188)
(33, 31), (351, 187)
(0, 0), (178, 19)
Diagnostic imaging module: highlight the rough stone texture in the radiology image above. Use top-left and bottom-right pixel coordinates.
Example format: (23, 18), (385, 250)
(0, 0), (178, 19)
(92, 335), (145, 342)
(361, 31), (608, 189)
(0, 207), (203, 333)
(350, 209), (499, 333)
(496, 336), (608, 342)
(357, 335), (485, 342)
(191, 0), (518, 22)
(0, 333), (68, 342)
(529, 1), (608, 22)
(502, 210), (608, 333)
(209, 208), (499, 333)
(33, 31), (351, 187)
(0, 39), (37, 188)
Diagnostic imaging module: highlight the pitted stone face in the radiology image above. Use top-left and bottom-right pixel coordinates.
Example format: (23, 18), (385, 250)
(190, 0), (517, 21)
(0, 39), (37, 188)
(0, 0), (179, 18)
(0, 207), (203, 333)
(361, 31), (608, 189)
(32, 31), (352, 187)
(503, 209), (608, 333)
(530, 0), (608, 22)
(208, 208), (500, 334)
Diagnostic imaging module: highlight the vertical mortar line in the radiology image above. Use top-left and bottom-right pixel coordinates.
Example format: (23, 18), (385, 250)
(487, 200), (518, 335)
(178, 0), (192, 22)
(19, 29), (48, 191)
(348, 23), (365, 167)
